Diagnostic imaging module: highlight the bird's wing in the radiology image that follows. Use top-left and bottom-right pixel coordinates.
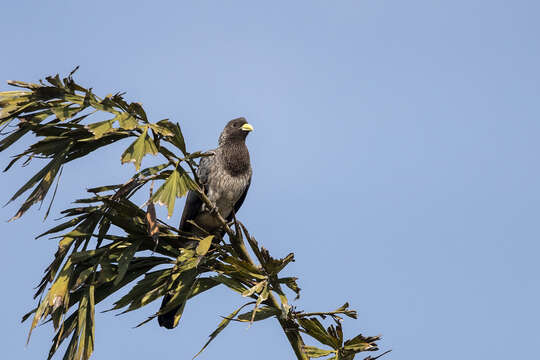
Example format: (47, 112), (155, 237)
(197, 152), (215, 186)
(178, 152), (215, 231)
(178, 191), (201, 231)
(226, 176), (251, 222)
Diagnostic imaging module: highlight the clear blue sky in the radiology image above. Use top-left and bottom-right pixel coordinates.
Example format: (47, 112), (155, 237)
(1, 1), (539, 359)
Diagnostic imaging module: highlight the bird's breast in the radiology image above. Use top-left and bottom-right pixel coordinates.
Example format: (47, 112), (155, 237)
(206, 167), (251, 219)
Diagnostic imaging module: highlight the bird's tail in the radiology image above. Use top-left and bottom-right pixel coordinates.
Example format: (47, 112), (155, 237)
(158, 293), (179, 329)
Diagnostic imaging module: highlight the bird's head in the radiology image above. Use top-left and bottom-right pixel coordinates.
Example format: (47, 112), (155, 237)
(219, 117), (254, 145)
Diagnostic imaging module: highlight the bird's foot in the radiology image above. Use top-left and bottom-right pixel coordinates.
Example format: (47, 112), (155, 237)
(209, 205), (220, 215)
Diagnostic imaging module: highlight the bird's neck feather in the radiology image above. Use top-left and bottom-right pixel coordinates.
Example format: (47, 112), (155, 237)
(219, 140), (250, 176)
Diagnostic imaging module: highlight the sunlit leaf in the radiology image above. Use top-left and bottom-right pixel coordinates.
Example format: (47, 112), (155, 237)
(115, 112), (138, 130)
(242, 280), (266, 298)
(250, 284), (269, 324)
(302, 346), (335, 358)
(120, 126), (158, 170)
(28, 259), (74, 343)
(150, 168), (197, 218)
(86, 119), (114, 139)
(196, 235), (214, 256)
(76, 285), (95, 360)
(51, 105), (84, 122)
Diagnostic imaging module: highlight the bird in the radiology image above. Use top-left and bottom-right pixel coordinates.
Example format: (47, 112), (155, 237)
(158, 117), (254, 329)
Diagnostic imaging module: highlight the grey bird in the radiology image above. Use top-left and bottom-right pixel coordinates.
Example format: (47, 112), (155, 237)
(158, 117), (254, 329)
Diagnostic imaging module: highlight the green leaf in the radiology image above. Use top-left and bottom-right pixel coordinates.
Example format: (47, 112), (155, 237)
(76, 285), (95, 360)
(0, 124), (32, 152)
(196, 235), (214, 256)
(156, 119), (186, 154)
(343, 334), (380, 353)
(334, 302), (357, 319)
(150, 168), (197, 218)
(158, 268), (197, 328)
(62, 328), (79, 360)
(242, 279), (267, 297)
(149, 123), (174, 137)
(86, 119), (114, 139)
(194, 302), (255, 359)
(128, 102), (148, 123)
(36, 214), (88, 239)
(74, 267), (95, 289)
(298, 318), (341, 349)
(8, 144), (72, 221)
(115, 112), (138, 130)
(250, 284), (269, 324)
(237, 306), (280, 322)
(134, 163), (171, 178)
(263, 251), (295, 275)
(187, 277), (220, 299)
(222, 255), (266, 280)
(279, 277), (301, 299)
(302, 346), (335, 358)
(51, 105), (84, 122)
(28, 259), (74, 343)
(111, 268), (172, 312)
(120, 126), (158, 170)
(211, 275), (248, 294)
(114, 239), (143, 285)
(21, 307), (37, 323)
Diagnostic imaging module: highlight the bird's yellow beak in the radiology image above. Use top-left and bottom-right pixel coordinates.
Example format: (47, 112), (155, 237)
(241, 123), (254, 132)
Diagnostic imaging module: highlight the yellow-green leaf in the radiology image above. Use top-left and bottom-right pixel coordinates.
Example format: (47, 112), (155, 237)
(241, 280), (266, 297)
(27, 259), (74, 344)
(302, 346), (335, 358)
(196, 235), (214, 256)
(76, 285), (95, 360)
(116, 112), (138, 130)
(250, 284), (269, 324)
(149, 123), (174, 137)
(51, 105), (84, 121)
(86, 119), (114, 138)
(120, 126), (158, 170)
(150, 168), (197, 218)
